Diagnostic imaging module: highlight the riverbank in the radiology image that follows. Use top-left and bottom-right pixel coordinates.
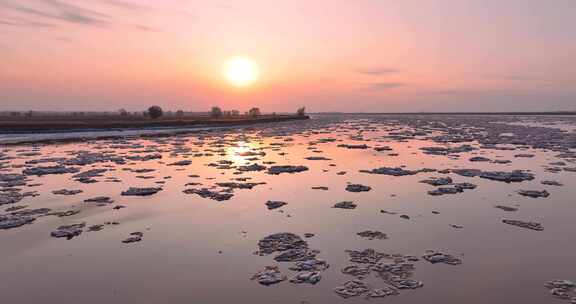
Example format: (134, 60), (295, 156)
(0, 114), (309, 133)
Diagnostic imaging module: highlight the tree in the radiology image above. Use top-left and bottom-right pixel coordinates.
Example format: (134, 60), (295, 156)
(211, 106), (223, 118)
(297, 107), (306, 116)
(247, 107), (261, 117)
(147, 106), (163, 119)
(119, 109), (128, 117)
(176, 109), (184, 117)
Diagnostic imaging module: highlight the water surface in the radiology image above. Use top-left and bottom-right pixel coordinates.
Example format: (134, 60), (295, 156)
(1, 114), (575, 303)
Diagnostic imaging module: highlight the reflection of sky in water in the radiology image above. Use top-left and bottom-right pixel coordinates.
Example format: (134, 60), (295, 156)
(0, 116), (575, 304)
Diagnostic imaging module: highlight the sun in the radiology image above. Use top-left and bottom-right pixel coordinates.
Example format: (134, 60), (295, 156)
(224, 57), (259, 87)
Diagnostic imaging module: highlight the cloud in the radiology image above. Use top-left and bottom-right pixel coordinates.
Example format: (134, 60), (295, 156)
(483, 73), (540, 81)
(0, 0), (111, 26)
(0, 17), (56, 28)
(430, 88), (526, 95)
(357, 67), (399, 75)
(0, 0), (160, 32)
(366, 82), (405, 91)
(99, 0), (146, 11)
(132, 24), (160, 32)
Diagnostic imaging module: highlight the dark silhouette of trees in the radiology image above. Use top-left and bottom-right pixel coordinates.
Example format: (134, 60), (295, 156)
(247, 107), (261, 117)
(211, 107), (223, 118)
(297, 107), (306, 116)
(147, 106), (163, 119)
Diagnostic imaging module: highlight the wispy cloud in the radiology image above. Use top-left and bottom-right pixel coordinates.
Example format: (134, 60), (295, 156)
(483, 73), (540, 81)
(366, 82), (405, 91)
(0, 0), (159, 32)
(0, 17), (56, 28)
(430, 88), (526, 95)
(99, 0), (147, 11)
(132, 24), (160, 32)
(357, 67), (399, 76)
(0, 0), (111, 27)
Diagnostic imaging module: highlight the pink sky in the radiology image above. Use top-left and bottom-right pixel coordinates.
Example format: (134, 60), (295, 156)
(0, 0), (575, 112)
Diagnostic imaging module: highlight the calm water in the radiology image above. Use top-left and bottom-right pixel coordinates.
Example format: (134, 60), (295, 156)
(1, 114), (575, 303)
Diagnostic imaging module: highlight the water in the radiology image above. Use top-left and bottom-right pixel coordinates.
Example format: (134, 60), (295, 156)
(1, 114), (575, 303)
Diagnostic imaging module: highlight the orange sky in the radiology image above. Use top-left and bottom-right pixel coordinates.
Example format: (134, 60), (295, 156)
(0, 0), (575, 112)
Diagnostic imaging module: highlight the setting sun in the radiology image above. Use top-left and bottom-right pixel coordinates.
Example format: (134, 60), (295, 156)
(224, 57), (259, 87)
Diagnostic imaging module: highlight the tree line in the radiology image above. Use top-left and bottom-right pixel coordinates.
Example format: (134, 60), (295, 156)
(0, 106), (307, 120)
(142, 106), (306, 119)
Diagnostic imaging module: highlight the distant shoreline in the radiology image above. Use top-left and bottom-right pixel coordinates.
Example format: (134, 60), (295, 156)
(0, 114), (309, 133)
(313, 111), (576, 116)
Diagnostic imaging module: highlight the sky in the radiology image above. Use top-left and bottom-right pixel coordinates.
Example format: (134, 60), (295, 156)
(0, 0), (575, 113)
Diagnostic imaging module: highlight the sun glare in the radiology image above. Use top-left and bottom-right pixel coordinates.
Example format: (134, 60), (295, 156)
(224, 57), (258, 87)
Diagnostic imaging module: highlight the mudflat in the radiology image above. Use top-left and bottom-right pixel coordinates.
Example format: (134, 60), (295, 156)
(1, 114), (575, 304)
